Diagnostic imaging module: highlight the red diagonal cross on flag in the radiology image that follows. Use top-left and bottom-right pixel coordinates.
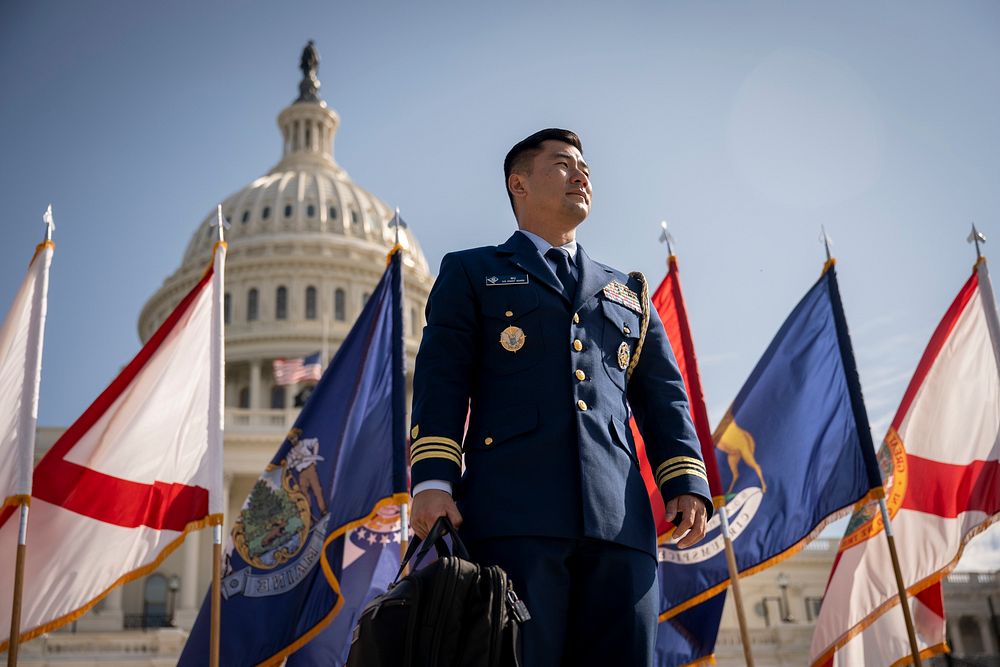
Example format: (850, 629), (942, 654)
(903, 455), (1000, 518)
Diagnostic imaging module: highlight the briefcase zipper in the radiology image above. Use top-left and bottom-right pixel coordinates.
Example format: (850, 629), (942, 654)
(489, 569), (504, 667)
(369, 597), (408, 620)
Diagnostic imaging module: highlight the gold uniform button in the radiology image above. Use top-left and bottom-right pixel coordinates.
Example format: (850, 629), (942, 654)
(573, 339), (583, 352)
(573, 313), (580, 324)
(575, 369), (586, 381)
(623, 325), (631, 335)
(505, 310), (513, 318)
(484, 437), (494, 446)
(577, 400), (588, 411)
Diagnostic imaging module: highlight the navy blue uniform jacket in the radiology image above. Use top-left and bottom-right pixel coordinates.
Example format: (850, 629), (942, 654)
(409, 231), (712, 557)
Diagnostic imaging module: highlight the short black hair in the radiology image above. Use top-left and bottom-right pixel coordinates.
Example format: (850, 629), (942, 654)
(503, 128), (582, 215)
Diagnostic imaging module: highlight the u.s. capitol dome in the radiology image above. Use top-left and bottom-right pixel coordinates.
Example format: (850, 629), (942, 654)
(139, 43), (432, 430)
(125, 43), (433, 635)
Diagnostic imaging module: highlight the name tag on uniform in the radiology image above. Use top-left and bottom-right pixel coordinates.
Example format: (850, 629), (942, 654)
(485, 274), (529, 286)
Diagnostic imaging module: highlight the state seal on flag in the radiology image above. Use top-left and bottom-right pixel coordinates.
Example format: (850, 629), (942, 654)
(232, 428), (327, 570)
(838, 428), (908, 551)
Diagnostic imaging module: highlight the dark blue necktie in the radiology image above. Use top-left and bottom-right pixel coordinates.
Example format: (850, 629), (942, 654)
(545, 247), (577, 302)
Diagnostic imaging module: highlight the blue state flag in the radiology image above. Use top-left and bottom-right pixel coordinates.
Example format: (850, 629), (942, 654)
(179, 249), (409, 666)
(657, 262), (882, 656)
(656, 591), (726, 666)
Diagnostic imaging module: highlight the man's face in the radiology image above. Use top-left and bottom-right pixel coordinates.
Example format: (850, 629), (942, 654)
(517, 140), (592, 223)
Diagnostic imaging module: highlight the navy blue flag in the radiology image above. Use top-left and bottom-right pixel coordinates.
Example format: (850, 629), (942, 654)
(656, 592), (726, 666)
(179, 249), (409, 666)
(656, 262), (882, 663)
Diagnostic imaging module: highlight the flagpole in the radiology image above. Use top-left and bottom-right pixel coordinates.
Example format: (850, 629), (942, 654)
(659, 224), (753, 664)
(821, 231), (922, 667)
(718, 504), (755, 667)
(322, 314), (330, 367)
(389, 208), (410, 567)
(8, 505), (28, 667)
(7, 206), (56, 666)
(208, 205), (228, 667)
(876, 491), (923, 666)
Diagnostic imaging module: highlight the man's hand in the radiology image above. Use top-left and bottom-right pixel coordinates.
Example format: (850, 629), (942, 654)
(664, 494), (708, 548)
(410, 489), (463, 539)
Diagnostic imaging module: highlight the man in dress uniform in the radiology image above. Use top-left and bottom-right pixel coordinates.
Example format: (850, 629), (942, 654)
(408, 128), (712, 666)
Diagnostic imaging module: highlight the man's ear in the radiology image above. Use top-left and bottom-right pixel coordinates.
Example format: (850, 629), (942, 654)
(508, 172), (528, 201)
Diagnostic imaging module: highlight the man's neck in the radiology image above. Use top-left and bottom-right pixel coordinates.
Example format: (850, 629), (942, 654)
(516, 221), (578, 248)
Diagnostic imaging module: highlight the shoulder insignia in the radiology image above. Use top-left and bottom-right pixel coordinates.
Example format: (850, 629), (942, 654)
(602, 280), (642, 314)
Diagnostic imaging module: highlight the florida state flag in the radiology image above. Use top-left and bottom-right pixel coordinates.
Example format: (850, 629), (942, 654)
(0, 241), (226, 649)
(811, 257), (1000, 666)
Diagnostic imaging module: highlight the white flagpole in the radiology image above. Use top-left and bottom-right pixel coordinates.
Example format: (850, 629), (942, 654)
(208, 205), (228, 667)
(322, 314), (330, 367)
(389, 207), (411, 567)
(970, 230), (1000, 382)
(8, 206), (55, 666)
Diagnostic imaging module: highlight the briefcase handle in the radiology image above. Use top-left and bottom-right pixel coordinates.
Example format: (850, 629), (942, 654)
(393, 516), (470, 583)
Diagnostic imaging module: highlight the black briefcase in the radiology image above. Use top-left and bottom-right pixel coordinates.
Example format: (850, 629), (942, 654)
(346, 517), (530, 667)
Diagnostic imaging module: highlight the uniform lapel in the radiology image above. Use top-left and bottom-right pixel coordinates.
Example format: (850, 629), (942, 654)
(573, 244), (614, 312)
(496, 232), (566, 302)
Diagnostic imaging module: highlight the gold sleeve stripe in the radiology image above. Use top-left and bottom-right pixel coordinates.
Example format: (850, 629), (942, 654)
(656, 463), (708, 481)
(411, 440), (461, 453)
(411, 443), (462, 456)
(656, 466), (706, 480)
(660, 455), (705, 468)
(657, 466), (709, 485)
(410, 444), (462, 460)
(655, 457), (706, 480)
(658, 468), (709, 486)
(412, 436), (462, 452)
(410, 449), (462, 467)
(656, 468), (708, 486)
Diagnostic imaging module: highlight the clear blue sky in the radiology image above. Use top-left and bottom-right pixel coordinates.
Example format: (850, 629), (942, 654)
(2, 1), (998, 567)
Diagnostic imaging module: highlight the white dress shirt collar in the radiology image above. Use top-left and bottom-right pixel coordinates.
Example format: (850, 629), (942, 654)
(516, 229), (578, 262)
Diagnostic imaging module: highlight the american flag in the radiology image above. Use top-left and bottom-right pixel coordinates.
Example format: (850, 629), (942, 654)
(272, 352), (322, 385)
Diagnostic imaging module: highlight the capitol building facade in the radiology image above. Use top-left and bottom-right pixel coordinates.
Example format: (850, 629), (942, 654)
(17, 45), (999, 667)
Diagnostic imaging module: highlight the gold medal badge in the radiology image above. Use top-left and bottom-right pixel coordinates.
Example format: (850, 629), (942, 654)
(500, 326), (526, 352)
(617, 342), (630, 370)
